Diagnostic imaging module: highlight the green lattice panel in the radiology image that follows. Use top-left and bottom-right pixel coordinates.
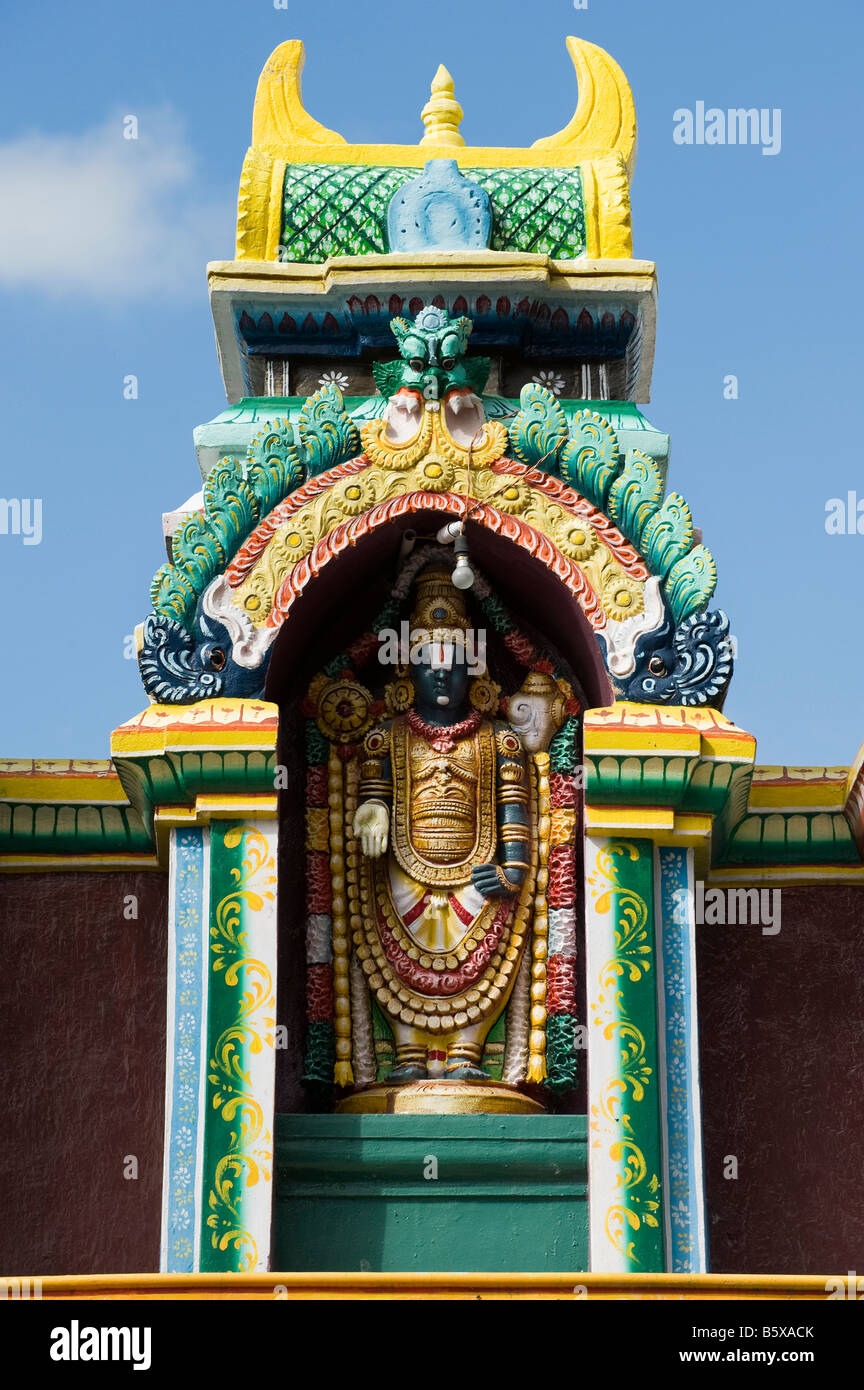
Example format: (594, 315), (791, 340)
(469, 167), (585, 258)
(281, 164), (412, 260)
(280, 164), (586, 261)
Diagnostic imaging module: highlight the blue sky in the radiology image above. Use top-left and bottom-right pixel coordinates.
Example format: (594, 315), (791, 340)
(0, 0), (861, 765)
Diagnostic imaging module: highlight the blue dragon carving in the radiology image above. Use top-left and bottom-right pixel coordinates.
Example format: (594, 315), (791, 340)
(615, 609), (734, 707)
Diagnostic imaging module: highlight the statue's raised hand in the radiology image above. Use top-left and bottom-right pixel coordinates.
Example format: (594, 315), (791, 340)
(353, 800), (389, 858)
(471, 862), (519, 899)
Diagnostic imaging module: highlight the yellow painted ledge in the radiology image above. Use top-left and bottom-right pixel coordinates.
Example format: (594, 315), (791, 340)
(0, 759), (128, 805)
(17, 1272), (838, 1301)
(0, 853), (159, 874)
(110, 699), (279, 758)
(208, 252), (657, 297)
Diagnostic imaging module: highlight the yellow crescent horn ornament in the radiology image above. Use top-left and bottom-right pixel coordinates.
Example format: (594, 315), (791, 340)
(251, 39), (348, 150)
(532, 36), (637, 178)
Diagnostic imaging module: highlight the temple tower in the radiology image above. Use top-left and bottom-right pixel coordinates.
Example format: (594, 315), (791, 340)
(7, 37), (863, 1290)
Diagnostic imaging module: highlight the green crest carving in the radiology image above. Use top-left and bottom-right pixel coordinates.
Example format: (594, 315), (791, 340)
(640, 494), (693, 577)
(509, 382), (568, 471)
(505, 390), (717, 614)
(559, 410), (621, 507)
(665, 546), (718, 623)
(606, 448), (663, 545)
(150, 385), (357, 628)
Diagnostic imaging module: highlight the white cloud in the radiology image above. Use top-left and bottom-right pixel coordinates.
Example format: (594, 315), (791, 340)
(0, 109), (232, 300)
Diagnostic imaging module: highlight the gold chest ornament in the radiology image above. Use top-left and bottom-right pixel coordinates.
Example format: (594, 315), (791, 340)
(390, 717), (497, 886)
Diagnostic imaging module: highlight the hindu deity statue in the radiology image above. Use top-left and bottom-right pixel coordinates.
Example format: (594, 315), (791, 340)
(352, 566), (534, 1082)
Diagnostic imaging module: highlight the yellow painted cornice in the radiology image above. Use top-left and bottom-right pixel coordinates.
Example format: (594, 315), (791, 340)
(583, 702), (757, 766)
(0, 759), (128, 805)
(110, 699), (279, 758)
(708, 863), (864, 887)
(0, 853), (159, 874)
(19, 1271), (840, 1301)
(210, 251), (656, 292)
(152, 795), (278, 866)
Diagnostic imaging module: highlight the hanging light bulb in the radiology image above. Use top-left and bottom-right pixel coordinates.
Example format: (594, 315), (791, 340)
(451, 532), (474, 590)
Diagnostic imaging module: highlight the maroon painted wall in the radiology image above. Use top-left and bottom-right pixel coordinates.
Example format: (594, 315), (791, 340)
(0, 871), (167, 1275)
(697, 884), (864, 1273)
(2, 866), (861, 1276)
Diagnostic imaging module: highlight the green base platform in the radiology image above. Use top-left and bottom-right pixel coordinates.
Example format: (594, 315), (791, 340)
(274, 1113), (588, 1273)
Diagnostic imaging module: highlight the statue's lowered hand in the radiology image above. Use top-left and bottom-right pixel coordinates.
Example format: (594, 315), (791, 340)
(471, 862), (519, 899)
(353, 801), (390, 858)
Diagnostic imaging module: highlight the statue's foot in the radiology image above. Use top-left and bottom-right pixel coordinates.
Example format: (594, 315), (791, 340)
(388, 1063), (428, 1082)
(443, 1063), (489, 1081)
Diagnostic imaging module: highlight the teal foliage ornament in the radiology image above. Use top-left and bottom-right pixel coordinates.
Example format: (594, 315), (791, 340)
(640, 493), (693, 578)
(150, 385), (357, 628)
(549, 714), (580, 776)
(304, 722), (330, 766)
(203, 459), (260, 558)
(373, 305), (491, 402)
(303, 1020), (335, 1086)
(509, 382), (568, 471)
(606, 448), (663, 545)
(665, 545), (718, 623)
(559, 410), (621, 508)
(504, 392), (717, 614)
(170, 511), (228, 594)
(298, 383), (361, 478)
(150, 565), (198, 626)
(246, 419), (304, 509)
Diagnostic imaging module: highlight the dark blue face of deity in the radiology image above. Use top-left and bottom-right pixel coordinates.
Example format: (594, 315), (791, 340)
(413, 646), (470, 724)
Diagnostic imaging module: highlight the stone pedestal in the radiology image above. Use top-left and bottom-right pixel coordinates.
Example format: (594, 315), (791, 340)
(274, 1114), (587, 1273)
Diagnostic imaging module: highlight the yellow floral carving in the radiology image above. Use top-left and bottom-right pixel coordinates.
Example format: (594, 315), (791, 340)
(412, 457), (455, 492)
(487, 478), (530, 515)
(550, 807), (576, 845)
(305, 805), (330, 852)
(205, 825), (277, 1273)
(332, 475), (376, 516)
(315, 678), (374, 742)
(588, 839), (661, 1266)
(557, 519), (599, 562)
(601, 571), (644, 622)
(230, 448), (644, 630)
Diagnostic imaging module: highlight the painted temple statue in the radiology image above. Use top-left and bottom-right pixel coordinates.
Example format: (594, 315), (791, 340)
(3, 36), (864, 1295)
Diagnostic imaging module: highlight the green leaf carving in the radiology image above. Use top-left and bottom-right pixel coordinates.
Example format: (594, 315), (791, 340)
(202, 458), (260, 558)
(508, 383), (568, 471)
(606, 448), (663, 545)
(297, 384), (361, 477)
(559, 410), (621, 508)
(145, 386), (361, 631)
(246, 419), (304, 512)
(150, 563), (198, 626)
(640, 493), (693, 577)
(170, 512), (226, 593)
(664, 545), (717, 622)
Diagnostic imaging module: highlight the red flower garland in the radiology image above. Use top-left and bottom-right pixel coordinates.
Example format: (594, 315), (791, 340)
(405, 707), (482, 752)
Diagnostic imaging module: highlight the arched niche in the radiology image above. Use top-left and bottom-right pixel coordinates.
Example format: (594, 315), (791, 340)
(265, 508), (609, 1114)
